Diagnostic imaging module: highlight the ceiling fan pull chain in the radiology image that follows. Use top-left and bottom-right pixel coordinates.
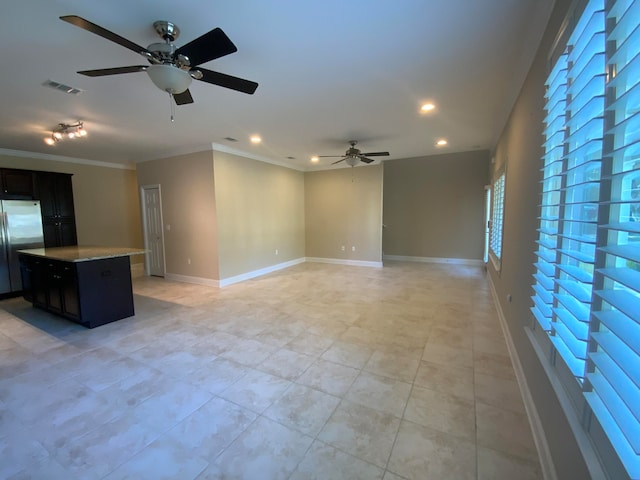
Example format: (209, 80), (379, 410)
(169, 92), (175, 122)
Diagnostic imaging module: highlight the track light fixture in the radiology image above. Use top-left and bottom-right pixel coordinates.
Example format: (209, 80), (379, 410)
(44, 121), (87, 145)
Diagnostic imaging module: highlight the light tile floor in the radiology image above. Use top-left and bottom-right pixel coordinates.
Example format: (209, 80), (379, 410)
(0, 261), (543, 479)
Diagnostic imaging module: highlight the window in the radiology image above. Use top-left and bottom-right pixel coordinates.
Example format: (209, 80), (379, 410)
(531, 0), (640, 477)
(490, 171), (506, 265)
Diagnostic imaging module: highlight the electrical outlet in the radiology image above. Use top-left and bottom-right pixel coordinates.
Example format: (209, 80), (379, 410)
(166, 224), (171, 231)
(275, 249), (278, 255)
(187, 258), (191, 265)
(351, 246), (356, 251)
(341, 245), (345, 251)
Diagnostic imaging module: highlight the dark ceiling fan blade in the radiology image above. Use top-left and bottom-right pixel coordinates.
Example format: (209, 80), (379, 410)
(361, 151), (390, 156)
(196, 68), (258, 94)
(173, 89), (194, 105)
(331, 158), (347, 165)
(60, 15), (152, 56)
(359, 157), (375, 164)
(317, 155), (343, 158)
(176, 28), (237, 66)
(78, 66), (148, 77)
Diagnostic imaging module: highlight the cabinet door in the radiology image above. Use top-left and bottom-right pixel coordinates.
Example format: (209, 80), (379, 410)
(61, 264), (79, 319)
(34, 173), (57, 217)
(54, 175), (76, 218)
(1, 169), (34, 199)
(42, 219), (59, 248)
(45, 263), (63, 314)
(37, 172), (77, 248)
(19, 257), (33, 302)
(58, 220), (78, 247)
(31, 259), (48, 307)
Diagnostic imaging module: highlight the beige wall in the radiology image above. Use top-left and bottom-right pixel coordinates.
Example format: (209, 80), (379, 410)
(0, 153), (143, 264)
(304, 165), (383, 263)
(136, 151), (219, 280)
(213, 151), (305, 279)
(488, 0), (592, 477)
(383, 150), (489, 260)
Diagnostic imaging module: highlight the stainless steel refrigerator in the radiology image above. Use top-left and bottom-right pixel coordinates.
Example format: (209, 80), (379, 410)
(0, 200), (44, 294)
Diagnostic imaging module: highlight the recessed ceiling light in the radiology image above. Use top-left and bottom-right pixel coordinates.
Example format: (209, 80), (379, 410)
(310, 156), (319, 163)
(250, 135), (262, 144)
(436, 139), (448, 147)
(421, 102), (435, 112)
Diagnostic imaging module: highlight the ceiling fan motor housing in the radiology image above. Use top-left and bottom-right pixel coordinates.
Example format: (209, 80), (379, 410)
(147, 42), (178, 63)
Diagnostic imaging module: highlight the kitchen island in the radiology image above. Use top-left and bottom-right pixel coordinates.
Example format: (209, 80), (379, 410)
(18, 246), (145, 328)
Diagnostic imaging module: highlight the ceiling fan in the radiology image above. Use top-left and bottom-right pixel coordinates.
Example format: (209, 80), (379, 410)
(59, 15), (258, 105)
(318, 141), (390, 167)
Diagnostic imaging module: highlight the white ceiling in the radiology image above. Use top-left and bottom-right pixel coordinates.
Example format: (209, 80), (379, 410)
(0, 1), (553, 170)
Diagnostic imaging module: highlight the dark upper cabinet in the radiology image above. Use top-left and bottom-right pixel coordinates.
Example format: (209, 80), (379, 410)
(34, 172), (77, 247)
(0, 169), (35, 199)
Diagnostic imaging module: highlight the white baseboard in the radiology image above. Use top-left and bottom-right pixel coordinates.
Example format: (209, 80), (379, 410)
(163, 256), (383, 288)
(219, 258), (306, 287)
(383, 255), (484, 266)
(305, 257), (383, 268)
(164, 273), (219, 288)
(487, 275), (557, 480)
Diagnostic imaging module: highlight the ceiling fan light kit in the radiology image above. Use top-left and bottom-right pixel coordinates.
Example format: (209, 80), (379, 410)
(146, 64), (191, 94)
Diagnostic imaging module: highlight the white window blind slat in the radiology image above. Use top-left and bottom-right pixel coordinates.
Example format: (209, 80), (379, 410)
(584, 390), (640, 478)
(597, 266), (640, 291)
(587, 371), (640, 452)
(593, 309), (640, 355)
(590, 353), (640, 427)
(592, 332), (640, 391)
(595, 289), (640, 323)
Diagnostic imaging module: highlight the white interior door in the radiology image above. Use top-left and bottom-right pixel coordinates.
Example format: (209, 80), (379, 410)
(142, 185), (165, 277)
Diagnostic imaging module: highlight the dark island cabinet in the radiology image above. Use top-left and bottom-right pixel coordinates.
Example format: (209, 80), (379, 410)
(34, 172), (77, 247)
(19, 253), (133, 328)
(0, 169), (35, 199)
(20, 256), (79, 320)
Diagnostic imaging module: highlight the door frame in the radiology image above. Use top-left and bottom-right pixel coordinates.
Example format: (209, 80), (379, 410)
(140, 184), (166, 277)
(483, 184), (491, 264)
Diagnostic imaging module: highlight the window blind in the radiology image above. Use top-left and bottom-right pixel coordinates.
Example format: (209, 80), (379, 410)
(532, 52), (568, 332)
(532, 0), (640, 476)
(490, 172), (505, 260)
(583, 0), (640, 476)
(532, 0), (607, 377)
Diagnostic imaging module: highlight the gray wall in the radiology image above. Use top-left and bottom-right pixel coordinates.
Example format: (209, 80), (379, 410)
(304, 165), (383, 263)
(383, 150), (489, 260)
(488, 0), (592, 478)
(214, 151), (305, 279)
(136, 149), (306, 282)
(136, 151), (219, 280)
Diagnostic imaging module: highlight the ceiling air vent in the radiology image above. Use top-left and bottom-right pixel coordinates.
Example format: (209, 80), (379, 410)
(223, 137), (238, 142)
(42, 79), (84, 95)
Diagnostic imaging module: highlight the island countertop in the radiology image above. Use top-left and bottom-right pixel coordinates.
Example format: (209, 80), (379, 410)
(18, 246), (146, 263)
